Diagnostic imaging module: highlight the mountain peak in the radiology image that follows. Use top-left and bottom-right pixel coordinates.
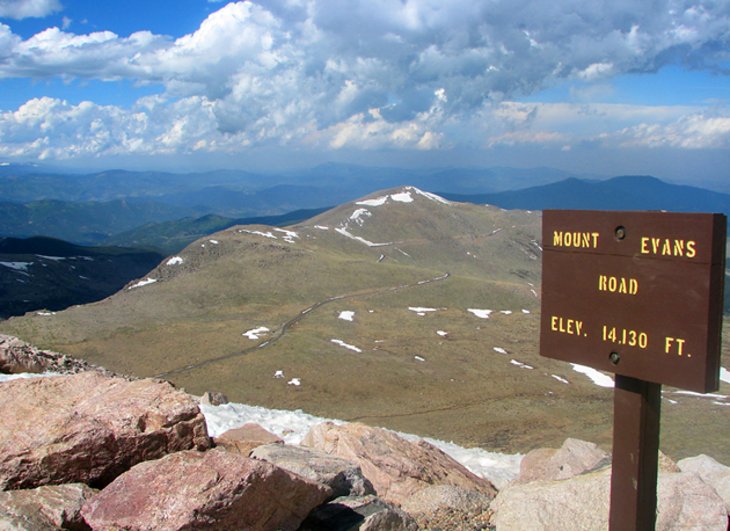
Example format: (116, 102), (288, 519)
(354, 186), (450, 208)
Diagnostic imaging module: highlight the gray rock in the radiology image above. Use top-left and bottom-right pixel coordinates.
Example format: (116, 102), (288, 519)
(518, 437), (610, 482)
(401, 484), (492, 516)
(251, 443), (375, 498)
(300, 495), (418, 531)
(214, 423), (283, 455)
(678, 454), (730, 512)
(492, 467), (727, 530)
(200, 390), (229, 405)
(81, 450), (332, 531)
(0, 483), (96, 530)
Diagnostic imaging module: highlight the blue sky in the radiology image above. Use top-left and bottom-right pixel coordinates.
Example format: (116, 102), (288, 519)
(1, 0), (730, 188)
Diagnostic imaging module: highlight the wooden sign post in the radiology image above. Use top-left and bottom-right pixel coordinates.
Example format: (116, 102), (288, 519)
(540, 210), (726, 530)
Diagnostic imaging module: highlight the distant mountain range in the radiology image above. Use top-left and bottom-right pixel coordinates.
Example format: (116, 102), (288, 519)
(442, 175), (730, 215)
(3, 164), (727, 252)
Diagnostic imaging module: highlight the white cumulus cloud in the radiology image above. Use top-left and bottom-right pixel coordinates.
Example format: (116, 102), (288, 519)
(0, 0), (729, 160)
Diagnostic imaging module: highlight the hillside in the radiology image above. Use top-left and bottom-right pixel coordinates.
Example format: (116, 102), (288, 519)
(1, 187), (728, 463)
(0, 237), (164, 319)
(104, 207), (331, 254)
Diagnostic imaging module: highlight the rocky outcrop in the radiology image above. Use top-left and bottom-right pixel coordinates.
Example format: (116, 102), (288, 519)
(302, 422), (496, 505)
(214, 422), (283, 455)
(0, 334), (109, 376)
(0, 483), (96, 530)
(251, 443), (375, 498)
(81, 450), (332, 531)
(0, 371), (211, 489)
(300, 495), (417, 531)
(491, 466), (728, 530)
(518, 437), (610, 482)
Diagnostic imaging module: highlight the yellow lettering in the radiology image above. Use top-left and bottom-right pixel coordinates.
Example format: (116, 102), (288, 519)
(662, 239), (672, 255)
(686, 240), (696, 258)
(550, 316), (585, 337)
(673, 240), (684, 255)
(665, 336), (689, 357)
(552, 231), (600, 249)
(597, 274), (638, 295)
(639, 237), (699, 259)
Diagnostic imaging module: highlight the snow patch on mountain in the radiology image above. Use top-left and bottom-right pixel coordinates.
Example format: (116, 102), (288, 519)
(128, 278), (157, 290)
(243, 327), (269, 340)
(350, 208), (372, 225)
(338, 311), (355, 321)
(166, 256), (183, 266)
(408, 306), (439, 316)
(391, 191), (414, 203)
(571, 364), (614, 388)
(0, 261), (32, 272)
(334, 227), (393, 247)
(331, 339), (363, 353)
(274, 228), (299, 243)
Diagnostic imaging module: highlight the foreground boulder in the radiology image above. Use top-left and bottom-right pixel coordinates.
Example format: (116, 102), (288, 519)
(0, 372), (211, 489)
(251, 443), (375, 498)
(81, 449), (332, 531)
(0, 483), (96, 530)
(302, 422), (496, 505)
(491, 467), (727, 530)
(518, 437), (610, 483)
(678, 454), (730, 512)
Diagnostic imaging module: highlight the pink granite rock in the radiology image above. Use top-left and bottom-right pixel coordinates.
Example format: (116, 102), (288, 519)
(0, 483), (96, 530)
(0, 372), (211, 489)
(0, 334), (103, 375)
(302, 422), (496, 505)
(81, 449), (332, 531)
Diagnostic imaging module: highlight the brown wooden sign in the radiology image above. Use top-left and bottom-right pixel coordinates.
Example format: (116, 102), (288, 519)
(540, 210), (726, 393)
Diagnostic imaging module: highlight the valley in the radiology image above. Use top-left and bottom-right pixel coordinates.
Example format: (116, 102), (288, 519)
(1, 186), (728, 466)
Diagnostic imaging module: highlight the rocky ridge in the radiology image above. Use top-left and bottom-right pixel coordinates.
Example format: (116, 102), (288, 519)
(1, 335), (729, 530)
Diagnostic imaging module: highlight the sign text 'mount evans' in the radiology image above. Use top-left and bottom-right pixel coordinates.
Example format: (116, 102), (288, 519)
(540, 210), (726, 393)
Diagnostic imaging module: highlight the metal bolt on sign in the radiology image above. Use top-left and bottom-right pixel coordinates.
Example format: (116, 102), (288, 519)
(540, 210), (726, 530)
